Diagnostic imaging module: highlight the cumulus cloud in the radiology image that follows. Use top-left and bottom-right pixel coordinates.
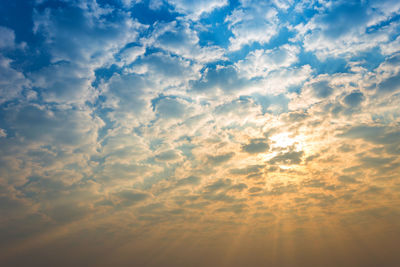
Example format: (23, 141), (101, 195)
(0, 26), (15, 49)
(236, 45), (300, 78)
(167, 0), (227, 17)
(30, 62), (95, 104)
(226, 2), (279, 50)
(269, 151), (304, 165)
(148, 21), (225, 63)
(242, 138), (269, 154)
(343, 90), (365, 107)
(0, 56), (30, 104)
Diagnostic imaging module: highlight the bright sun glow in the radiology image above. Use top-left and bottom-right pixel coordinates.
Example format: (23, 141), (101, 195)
(270, 132), (297, 148)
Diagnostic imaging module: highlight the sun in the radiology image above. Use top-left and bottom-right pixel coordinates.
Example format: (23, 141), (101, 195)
(270, 132), (298, 148)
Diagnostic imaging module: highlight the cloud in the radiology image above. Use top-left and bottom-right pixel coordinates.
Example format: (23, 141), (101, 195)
(0, 26), (15, 49)
(379, 73), (400, 93)
(30, 62), (95, 104)
(149, 21), (225, 63)
(242, 138), (269, 154)
(191, 65), (249, 92)
(117, 45), (146, 66)
(298, 1), (398, 59)
(206, 152), (235, 166)
(3, 104), (102, 146)
(226, 2), (279, 50)
(0, 56), (30, 104)
(263, 182), (298, 196)
(130, 52), (201, 87)
(103, 73), (149, 117)
(338, 125), (400, 145)
(269, 151), (304, 165)
(155, 150), (181, 162)
(229, 165), (264, 179)
(311, 80), (333, 98)
(166, 0), (228, 17)
(175, 176), (201, 187)
(33, 3), (147, 65)
(154, 97), (187, 119)
(1, 1), (400, 266)
(215, 203), (247, 214)
(204, 178), (232, 192)
(0, 128), (6, 138)
(113, 189), (150, 207)
(338, 175), (359, 184)
(236, 45), (299, 79)
(343, 90), (365, 107)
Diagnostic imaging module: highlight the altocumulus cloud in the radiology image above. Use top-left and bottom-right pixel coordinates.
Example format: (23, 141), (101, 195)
(0, 1), (400, 267)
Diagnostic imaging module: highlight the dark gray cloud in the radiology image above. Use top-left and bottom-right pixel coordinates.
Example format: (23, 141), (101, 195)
(338, 125), (400, 155)
(338, 175), (360, 184)
(154, 98), (187, 119)
(269, 151), (304, 165)
(229, 164), (264, 175)
(263, 183), (298, 196)
(155, 150), (180, 161)
(312, 81), (333, 98)
(215, 203), (247, 214)
(113, 190), (150, 207)
(204, 178), (232, 193)
(242, 138), (269, 154)
(176, 176), (201, 187)
(379, 73), (400, 93)
(191, 65), (249, 92)
(206, 152), (235, 166)
(344, 90), (365, 106)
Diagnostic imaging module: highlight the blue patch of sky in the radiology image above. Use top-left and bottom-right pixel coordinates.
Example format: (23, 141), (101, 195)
(297, 49), (350, 75)
(0, 1), (53, 72)
(282, 5), (319, 26)
(130, 0), (178, 25)
(197, 0), (240, 48)
(318, 2), (369, 39)
(96, 0), (124, 9)
(93, 64), (123, 88)
(0, 0), (36, 43)
(366, 13), (400, 34)
(351, 47), (386, 71)
(95, 108), (116, 144)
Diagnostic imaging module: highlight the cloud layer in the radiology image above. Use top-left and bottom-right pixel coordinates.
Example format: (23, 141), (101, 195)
(0, 0), (400, 266)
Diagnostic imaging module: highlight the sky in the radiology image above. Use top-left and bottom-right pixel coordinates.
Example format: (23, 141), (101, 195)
(0, 0), (400, 266)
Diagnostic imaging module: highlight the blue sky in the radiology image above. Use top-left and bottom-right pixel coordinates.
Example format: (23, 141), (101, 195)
(1, 0), (400, 266)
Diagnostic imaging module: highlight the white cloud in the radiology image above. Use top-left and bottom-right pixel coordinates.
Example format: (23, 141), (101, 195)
(118, 45), (146, 66)
(236, 45), (300, 79)
(148, 21), (225, 63)
(380, 35), (400, 55)
(0, 26), (15, 49)
(297, 1), (399, 59)
(30, 62), (95, 105)
(0, 128), (6, 138)
(101, 73), (153, 129)
(155, 97), (188, 119)
(129, 52), (202, 88)
(33, 4), (147, 67)
(226, 3), (279, 51)
(0, 56), (30, 104)
(166, 0), (228, 18)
